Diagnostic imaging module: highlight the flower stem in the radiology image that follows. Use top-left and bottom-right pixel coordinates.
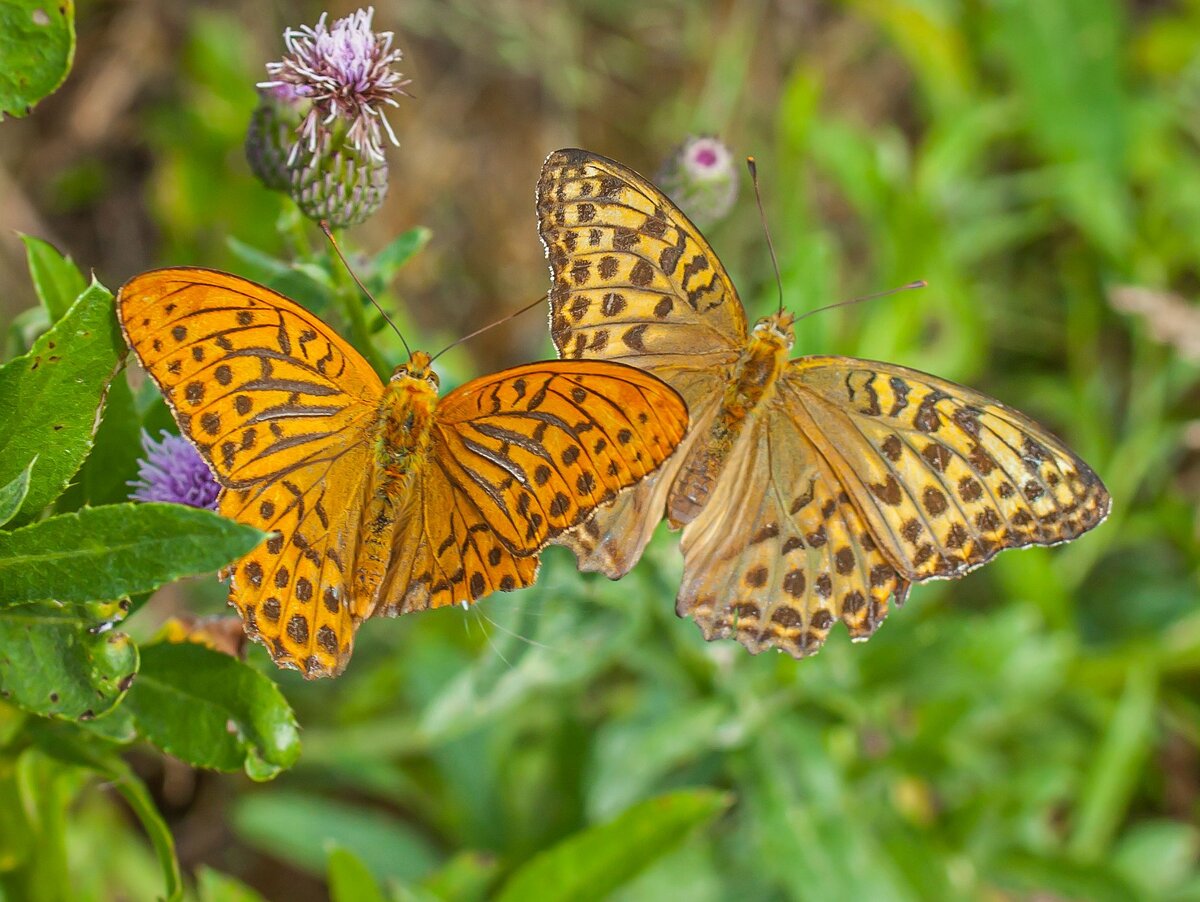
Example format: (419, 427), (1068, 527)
(328, 228), (391, 379)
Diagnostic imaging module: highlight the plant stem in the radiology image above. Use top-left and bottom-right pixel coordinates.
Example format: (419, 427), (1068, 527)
(328, 228), (391, 379)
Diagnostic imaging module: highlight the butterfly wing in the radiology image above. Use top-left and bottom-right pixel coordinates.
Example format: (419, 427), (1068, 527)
(537, 148), (747, 573)
(537, 147), (747, 369)
(118, 268), (385, 677)
(372, 360), (690, 612)
(676, 404), (910, 657)
(676, 357), (1110, 659)
(779, 357), (1111, 580)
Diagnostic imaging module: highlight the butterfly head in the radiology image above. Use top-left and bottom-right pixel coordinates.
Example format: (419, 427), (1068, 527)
(392, 350), (441, 391)
(751, 311), (796, 350)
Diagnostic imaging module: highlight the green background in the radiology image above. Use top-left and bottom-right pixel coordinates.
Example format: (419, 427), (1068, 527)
(0, 0), (1197, 899)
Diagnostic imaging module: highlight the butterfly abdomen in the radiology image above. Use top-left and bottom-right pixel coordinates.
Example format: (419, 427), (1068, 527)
(667, 332), (790, 527)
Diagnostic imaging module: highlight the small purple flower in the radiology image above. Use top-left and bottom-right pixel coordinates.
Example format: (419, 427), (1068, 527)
(129, 431), (220, 510)
(657, 135), (739, 228)
(259, 6), (411, 164)
(680, 136), (733, 182)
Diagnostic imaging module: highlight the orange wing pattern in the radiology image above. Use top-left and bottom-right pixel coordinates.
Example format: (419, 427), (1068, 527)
(120, 268), (382, 677)
(537, 147), (745, 372)
(372, 361), (690, 613)
(121, 268), (691, 678)
(537, 148), (746, 574)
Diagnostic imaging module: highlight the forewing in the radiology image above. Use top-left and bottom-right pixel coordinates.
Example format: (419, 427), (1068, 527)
(536, 148), (746, 372)
(677, 405), (910, 657)
(368, 360), (691, 613)
(556, 384), (721, 579)
(118, 268), (385, 678)
(118, 268), (382, 489)
(781, 356), (1111, 582)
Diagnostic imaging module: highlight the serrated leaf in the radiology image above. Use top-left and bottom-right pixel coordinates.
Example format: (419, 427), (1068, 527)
(124, 643), (300, 780)
(0, 0), (75, 118)
(0, 456), (36, 528)
(328, 846), (390, 902)
(0, 280), (123, 524)
(0, 602), (138, 720)
(495, 789), (731, 902)
(28, 719), (183, 901)
(232, 791), (439, 881)
(0, 503), (266, 607)
(56, 373), (141, 509)
(20, 234), (86, 321)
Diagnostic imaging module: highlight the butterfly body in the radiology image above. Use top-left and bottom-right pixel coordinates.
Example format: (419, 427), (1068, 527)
(668, 312), (796, 527)
(537, 149), (1111, 660)
(373, 352), (440, 499)
(118, 267), (689, 677)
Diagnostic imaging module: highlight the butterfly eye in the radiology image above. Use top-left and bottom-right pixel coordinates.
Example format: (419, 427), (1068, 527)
(426, 371), (440, 389)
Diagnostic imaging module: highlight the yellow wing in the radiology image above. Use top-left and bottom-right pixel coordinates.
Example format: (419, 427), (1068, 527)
(118, 268), (383, 678)
(537, 147), (746, 371)
(538, 148), (748, 574)
(676, 358), (1110, 658)
(677, 404), (910, 657)
(780, 357), (1111, 579)
(371, 360), (691, 613)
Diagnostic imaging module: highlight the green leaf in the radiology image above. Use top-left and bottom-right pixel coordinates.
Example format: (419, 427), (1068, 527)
(232, 790), (439, 882)
(56, 374), (141, 509)
(4, 302), (50, 358)
(494, 789), (731, 902)
(0, 280), (124, 524)
(20, 234), (86, 321)
(419, 851), (498, 902)
(0, 0), (75, 117)
(0, 456), (36, 528)
(373, 227), (431, 283)
(0, 602), (137, 720)
(1070, 660), (1158, 859)
(28, 719), (183, 901)
(196, 866), (270, 902)
(124, 643), (299, 779)
(0, 503), (266, 607)
(328, 846), (390, 902)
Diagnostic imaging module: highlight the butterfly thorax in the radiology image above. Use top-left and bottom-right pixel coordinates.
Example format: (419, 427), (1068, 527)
(667, 313), (796, 527)
(372, 351), (441, 503)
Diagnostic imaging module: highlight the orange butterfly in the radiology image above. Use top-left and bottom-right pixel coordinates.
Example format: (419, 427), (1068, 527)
(537, 149), (1111, 658)
(118, 268), (688, 677)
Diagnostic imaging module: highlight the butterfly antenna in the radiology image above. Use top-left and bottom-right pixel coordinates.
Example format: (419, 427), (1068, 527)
(470, 605), (514, 669)
(320, 220), (412, 358)
(793, 280), (927, 323)
(475, 604), (551, 651)
(747, 157), (785, 315)
(429, 292), (548, 363)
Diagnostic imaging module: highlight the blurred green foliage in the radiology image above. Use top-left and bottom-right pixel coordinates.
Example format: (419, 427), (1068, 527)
(2, 0), (1200, 899)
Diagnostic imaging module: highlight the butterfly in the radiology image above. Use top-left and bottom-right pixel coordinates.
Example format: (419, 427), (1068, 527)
(536, 149), (1111, 658)
(118, 268), (688, 677)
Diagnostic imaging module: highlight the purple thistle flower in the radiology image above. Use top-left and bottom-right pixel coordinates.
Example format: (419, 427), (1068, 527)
(259, 6), (411, 164)
(129, 430), (220, 510)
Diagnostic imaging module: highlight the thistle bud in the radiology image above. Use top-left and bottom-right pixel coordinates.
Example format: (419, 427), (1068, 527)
(251, 7), (410, 227)
(245, 85), (306, 192)
(289, 139), (389, 228)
